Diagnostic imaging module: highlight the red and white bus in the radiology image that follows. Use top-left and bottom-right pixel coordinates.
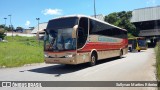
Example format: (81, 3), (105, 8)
(44, 15), (128, 66)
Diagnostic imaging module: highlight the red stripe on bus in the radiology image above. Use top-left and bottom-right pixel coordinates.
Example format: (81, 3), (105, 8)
(77, 48), (121, 53)
(77, 39), (128, 53)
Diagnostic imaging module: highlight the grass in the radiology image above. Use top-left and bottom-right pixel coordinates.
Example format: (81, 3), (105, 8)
(0, 36), (44, 67)
(155, 42), (160, 80)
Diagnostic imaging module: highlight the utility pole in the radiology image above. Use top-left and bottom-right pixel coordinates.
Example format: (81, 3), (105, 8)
(94, 0), (96, 18)
(8, 15), (13, 38)
(4, 18), (7, 27)
(36, 18), (40, 46)
(4, 18), (7, 39)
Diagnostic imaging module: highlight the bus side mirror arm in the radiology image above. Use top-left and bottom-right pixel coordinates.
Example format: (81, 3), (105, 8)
(72, 25), (78, 38)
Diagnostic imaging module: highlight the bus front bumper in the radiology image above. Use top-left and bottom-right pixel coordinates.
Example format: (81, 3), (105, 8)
(139, 47), (147, 50)
(44, 57), (77, 65)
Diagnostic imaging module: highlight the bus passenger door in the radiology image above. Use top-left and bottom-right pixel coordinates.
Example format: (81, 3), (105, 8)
(77, 17), (89, 49)
(77, 17), (89, 64)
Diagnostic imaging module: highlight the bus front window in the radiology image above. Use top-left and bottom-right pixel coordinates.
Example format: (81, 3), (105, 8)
(44, 28), (76, 51)
(44, 17), (78, 51)
(138, 39), (146, 47)
(44, 30), (57, 51)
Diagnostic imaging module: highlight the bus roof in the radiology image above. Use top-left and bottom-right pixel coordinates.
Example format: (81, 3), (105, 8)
(49, 15), (127, 31)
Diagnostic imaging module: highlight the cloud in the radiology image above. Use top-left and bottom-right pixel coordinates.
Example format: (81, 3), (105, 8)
(146, 0), (156, 5)
(42, 8), (62, 15)
(25, 20), (30, 27)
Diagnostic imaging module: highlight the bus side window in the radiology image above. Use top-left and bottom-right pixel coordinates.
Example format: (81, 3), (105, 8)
(77, 17), (88, 49)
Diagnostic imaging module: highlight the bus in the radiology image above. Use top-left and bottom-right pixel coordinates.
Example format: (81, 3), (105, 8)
(128, 37), (147, 52)
(44, 15), (128, 66)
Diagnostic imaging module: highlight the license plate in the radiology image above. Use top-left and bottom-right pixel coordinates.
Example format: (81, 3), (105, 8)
(54, 60), (59, 62)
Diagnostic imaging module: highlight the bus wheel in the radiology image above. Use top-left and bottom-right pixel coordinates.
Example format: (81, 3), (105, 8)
(119, 50), (123, 58)
(138, 50), (141, 52)
(89, 53), (97, 66)
(129, 47), (132, 52)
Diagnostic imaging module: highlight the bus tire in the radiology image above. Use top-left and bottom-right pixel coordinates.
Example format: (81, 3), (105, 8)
(129, 47), (132, 52)
(89, 53), (97, 66)
(119, 50), (123, 58)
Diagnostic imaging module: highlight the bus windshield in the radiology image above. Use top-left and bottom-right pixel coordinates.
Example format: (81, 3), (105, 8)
(44, 28), (76, 51)
(138, 39), (146, 47)
(44, 17), (78, 51)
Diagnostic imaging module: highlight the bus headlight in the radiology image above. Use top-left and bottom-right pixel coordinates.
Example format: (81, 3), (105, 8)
(65, 55), (73, 58)
(44, 54), (49, 58)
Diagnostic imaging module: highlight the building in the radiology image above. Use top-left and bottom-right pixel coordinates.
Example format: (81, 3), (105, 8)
(91, 14), (105, 21)
(24, 29), (32, 34)
(131, 6), (160, 46)
(31, 22), (48, 34)
(31, 22), (47, 40)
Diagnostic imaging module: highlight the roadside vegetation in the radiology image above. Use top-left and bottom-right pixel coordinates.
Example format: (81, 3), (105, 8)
(105, 11), (138, 38)
(0, 36), (44, 67)
(0, 28), (6, 40)
(155, 42), (160, 80)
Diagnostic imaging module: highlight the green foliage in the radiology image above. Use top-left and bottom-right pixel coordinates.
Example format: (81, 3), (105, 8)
(16, 27), (24, 30)
(0, 28), (5, 33)
(0, 25), (5, 28)
(0, 28), (6, 39)
(128, 33), (135, 38)
(105, 12), (118, 25)
(0, 24), (12, 31)
(105, 11), (139, 36)
(0, 36), (44, 67)
(156, 42), (160, 80)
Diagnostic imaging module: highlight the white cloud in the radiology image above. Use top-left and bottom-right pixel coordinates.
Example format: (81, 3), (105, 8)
(25, 20), (30, 27)
(146, 0), (156, 5)
(42, 8), (62, 15)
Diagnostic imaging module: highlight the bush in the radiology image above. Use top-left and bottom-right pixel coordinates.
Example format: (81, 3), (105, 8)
(156, 42), (160, 80)
(0, 28), (6, 39)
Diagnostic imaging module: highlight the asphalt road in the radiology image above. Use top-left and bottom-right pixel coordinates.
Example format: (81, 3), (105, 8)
(0, 48), (157, 90)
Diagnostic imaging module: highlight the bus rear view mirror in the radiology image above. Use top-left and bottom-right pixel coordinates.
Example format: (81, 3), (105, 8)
(72, 25), (78, 38)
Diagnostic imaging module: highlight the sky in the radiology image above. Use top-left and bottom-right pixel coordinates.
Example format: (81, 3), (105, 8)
(0, 0), (160, 29)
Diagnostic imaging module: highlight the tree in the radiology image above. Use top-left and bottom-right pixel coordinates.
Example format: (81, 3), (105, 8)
(0, 28), (6, 39)
(105, 12), (118, 25)
(0, 25), (5, 28)
(105, 11), (139, 37)
(0, 24), (12, 31)
(16, 27), (23, 30)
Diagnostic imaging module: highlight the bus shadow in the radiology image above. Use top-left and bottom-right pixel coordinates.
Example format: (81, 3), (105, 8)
(28, 64), (88, 77)
(28, 57), (124, 77)
(128, 50), (145, 53)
